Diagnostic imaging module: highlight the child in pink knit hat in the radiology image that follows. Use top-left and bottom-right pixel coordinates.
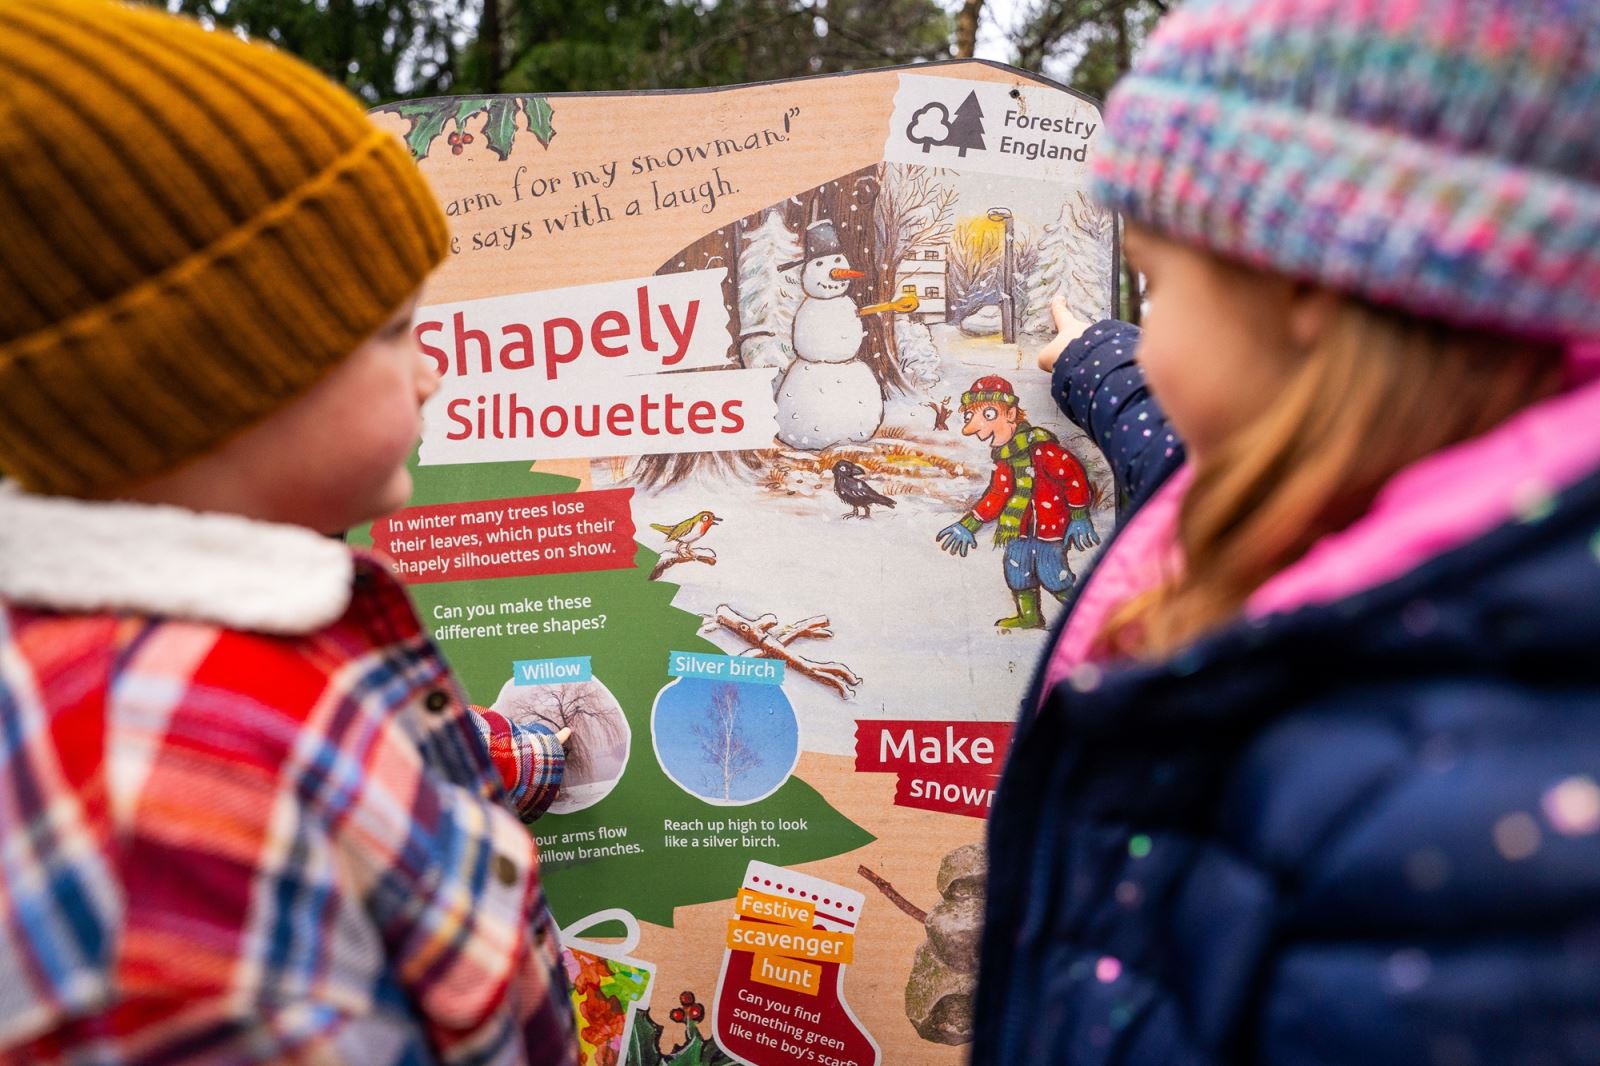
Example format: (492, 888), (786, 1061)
(976, 1), (1600, 1063)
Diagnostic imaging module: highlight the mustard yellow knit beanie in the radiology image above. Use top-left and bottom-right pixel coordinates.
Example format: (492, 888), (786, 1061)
(0, 0), (450, 496)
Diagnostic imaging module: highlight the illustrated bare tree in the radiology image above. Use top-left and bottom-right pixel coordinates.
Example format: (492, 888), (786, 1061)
(874, 163), (958, 279)
(693, 683), (763, 801)
(948, 216), (1038, 327)
(511, 682), (625, 778)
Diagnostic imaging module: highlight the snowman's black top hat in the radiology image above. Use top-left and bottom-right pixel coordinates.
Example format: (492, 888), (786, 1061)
(779, 201), (846, 272)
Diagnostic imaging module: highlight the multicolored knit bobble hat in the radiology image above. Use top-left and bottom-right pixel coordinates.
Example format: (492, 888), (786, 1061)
(1092, 0), (1600, 340)
(0, 0), (450, 497)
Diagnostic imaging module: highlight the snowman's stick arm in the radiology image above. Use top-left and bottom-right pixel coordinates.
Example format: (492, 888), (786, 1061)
(857, 293), (921, 317)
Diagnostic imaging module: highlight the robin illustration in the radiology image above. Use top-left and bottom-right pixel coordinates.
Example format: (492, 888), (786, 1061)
(831, 460), (896, 519)
(650, 510), (721, 557)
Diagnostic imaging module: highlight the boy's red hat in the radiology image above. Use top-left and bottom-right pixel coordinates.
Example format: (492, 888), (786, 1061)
(962, 375), (1019, 408)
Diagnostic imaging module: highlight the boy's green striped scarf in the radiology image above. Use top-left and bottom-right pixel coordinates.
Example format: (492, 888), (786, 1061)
(961, 424), (1057, 546)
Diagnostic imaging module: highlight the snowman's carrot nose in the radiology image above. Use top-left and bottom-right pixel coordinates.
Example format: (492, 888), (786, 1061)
(830, 268), (864, 279)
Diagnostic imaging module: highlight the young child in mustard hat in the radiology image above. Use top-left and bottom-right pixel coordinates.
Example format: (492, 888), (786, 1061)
(976, 1), (1600, 1063)
(0, 1), (577, 1061)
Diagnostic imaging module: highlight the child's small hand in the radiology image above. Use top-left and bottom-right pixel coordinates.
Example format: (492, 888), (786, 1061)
(1036, 295), (1095, 373)
(555, 727), (573, 747)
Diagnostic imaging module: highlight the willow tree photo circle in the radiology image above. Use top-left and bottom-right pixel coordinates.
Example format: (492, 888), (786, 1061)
(492, 675), (631, 815)
(650, 678), (800, 806)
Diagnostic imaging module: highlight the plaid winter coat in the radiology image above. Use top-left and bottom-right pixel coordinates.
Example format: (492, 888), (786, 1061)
(0, 488), (578, 1065)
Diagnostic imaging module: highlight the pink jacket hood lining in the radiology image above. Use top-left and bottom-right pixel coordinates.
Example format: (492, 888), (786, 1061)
(1043, 340), (1600, 689)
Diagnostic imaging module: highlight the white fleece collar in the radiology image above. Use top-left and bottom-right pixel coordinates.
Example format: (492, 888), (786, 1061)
(0, 485), (354, 635)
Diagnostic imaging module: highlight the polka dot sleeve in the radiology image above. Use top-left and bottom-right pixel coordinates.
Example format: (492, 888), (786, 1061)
(1050, 319), (1186, 510)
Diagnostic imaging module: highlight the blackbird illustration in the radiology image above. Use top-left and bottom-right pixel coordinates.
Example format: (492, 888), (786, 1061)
(831, 460), (896, 519)
(650, 510), (721, 557)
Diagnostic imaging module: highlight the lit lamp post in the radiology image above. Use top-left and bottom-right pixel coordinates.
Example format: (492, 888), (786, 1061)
(988, 206), (1015, 344)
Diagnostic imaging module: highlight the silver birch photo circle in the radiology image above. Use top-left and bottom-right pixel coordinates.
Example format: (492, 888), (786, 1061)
(649, 677), (800, 806)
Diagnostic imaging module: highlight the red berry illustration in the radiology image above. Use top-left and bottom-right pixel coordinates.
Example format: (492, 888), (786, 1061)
(689, 1004), (705, 1021)
(669, 1007), (685, 1023)
(680, 991), (695, 1006)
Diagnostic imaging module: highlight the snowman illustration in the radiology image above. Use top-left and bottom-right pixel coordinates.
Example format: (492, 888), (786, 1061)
(773, 208), (885, 450)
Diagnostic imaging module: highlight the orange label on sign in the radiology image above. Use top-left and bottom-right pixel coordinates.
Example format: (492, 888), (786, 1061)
(725, 920), (854, 965)
(749, 952), (823, 995)
(735, 888), (816, 928)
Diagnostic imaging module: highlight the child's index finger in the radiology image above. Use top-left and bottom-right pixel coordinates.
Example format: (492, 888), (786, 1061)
(1049, 293), (1074, 330)
(1050, 294), (1093, 342)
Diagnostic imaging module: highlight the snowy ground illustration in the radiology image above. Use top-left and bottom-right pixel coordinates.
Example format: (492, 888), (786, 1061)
(599, 324), (1115, 756)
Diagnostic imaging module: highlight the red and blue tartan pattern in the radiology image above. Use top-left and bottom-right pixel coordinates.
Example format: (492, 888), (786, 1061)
(0, 552), (577, 1064)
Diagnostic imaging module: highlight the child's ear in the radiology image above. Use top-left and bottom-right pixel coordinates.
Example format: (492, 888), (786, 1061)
(1287, 284), (1342, 351)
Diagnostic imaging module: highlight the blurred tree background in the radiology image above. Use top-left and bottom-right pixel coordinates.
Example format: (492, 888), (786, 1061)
(143, 0), (1167, 316)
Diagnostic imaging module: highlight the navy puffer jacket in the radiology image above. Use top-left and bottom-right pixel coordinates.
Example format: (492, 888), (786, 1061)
(972, 322), (1600, 1065)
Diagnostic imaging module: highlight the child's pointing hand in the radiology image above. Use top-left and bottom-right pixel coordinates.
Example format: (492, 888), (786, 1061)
(1036, 294), (1094, 373)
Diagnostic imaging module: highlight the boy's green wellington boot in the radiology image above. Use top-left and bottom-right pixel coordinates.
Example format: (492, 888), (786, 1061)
(996, 589), (1045, 629)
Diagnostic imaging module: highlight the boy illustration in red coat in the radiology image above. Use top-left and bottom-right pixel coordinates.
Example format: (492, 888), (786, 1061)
(937, 375), (1100, 628)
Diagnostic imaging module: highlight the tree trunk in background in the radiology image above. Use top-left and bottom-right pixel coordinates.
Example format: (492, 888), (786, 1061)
(954, 0), (984, 59)
(1111, 6), (1142, 325)
(327, 0), (355, 85)
(479, 0), (503, 93)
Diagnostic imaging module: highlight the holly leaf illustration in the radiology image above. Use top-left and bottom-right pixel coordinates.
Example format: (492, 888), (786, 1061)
(523, 95), (556, 147)
(663, 1027), (733, 1066)
(373, 95), (552, 161)
(626, 1009), (664, 1066)
(483, 98), (520, 160)
(452, 96), (492, 133)
(381, 99), (454, 161)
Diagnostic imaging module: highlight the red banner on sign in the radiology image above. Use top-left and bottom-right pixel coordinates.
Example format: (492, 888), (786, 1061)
(854, 720), (1012, 820)
(891, 767), (1002, 819)
(854, 720), (1011, 774)
(371, 489), (636, 584)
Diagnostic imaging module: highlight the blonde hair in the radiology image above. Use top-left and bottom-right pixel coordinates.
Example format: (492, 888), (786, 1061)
(1099, 300), (1564, 660)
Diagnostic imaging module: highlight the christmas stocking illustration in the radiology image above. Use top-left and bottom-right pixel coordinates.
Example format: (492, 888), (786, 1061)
(559, 908), (656, 1066)
(712, 861), (880, 1066)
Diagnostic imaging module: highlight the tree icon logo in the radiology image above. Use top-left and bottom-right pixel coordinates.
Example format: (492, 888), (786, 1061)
(906, 91), (986, 157)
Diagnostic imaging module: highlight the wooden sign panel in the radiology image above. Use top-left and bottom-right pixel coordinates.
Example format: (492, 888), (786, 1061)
(361, 59), (1116, 1066)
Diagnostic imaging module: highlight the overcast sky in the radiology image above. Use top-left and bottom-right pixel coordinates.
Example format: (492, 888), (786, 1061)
(968, 0), (1084, 84)
(971, 0), (1018, 63)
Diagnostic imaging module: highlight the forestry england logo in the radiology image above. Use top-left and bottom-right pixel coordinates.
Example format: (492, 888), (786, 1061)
(885, 75), (1099, 181)
(905, 91), (986, 157)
